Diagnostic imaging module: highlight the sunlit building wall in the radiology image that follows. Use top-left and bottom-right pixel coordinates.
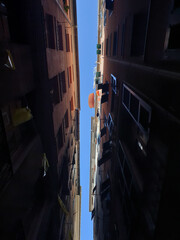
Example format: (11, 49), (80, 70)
(0, 0), (81, 239)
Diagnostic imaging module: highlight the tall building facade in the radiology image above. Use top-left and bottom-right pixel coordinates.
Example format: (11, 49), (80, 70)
(0, 0), (80, 239)
(90, 0), (180, 239)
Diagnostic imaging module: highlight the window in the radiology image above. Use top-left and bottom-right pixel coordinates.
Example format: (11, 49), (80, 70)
(59, 71), (66, 93)
(0, 8), (9, 41)
(123, 87), (130, 108)
(98, 151), (112, 167)
(109, 9), (113, 17)
(45, 14), (55, 49)
(62, 120), (65, 143)
(58, 76), (63, 101)
(106, 38), (109, 56)
(98, 83), (109, 93)
(104, 10), (107, 26)
(106, 0), (114, 10)
(168, 24), (180, 49)
(71, 136), (73, 146)
(69, 66), (72, 84)
(57, 125), (64, 150)
(139, 105), (149, 131)
(121, 21), (125, 57)
(130, 94), (139, 121)
(117, 141), (133, 196)
(123, 160), (132, 190)
(101, 126), (106, 137)
(50, 76), (60, 105)
(107, 113), (114, 135)
(0, 110), (12, 180)
(131, 13), (148, 56)
(113, 31), (117, 56)
(57, 24), (63, 50)
(54, 19), (58, 50)
(65, 32), (70, 52)
(72, 64), (74, 82)
(118, 141), (124, 170)
(110, 74), (117, 94)
(122, 84), (151, 133)
(58, 73), (63, 101)
(100, 178), (110, 201)
(101, 93), (109, 104)
(64, 110), (69, 128)
(173, 0), (180, 10)
(109, 33), (112, 56)
(71, 35), (73, 52)
(70, 97), (74, 111)
(67, 68), (70, 88)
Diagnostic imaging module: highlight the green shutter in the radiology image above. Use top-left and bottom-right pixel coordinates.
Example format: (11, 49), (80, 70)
(96, 78), (99, 84)
(96, 72), (101, 77)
